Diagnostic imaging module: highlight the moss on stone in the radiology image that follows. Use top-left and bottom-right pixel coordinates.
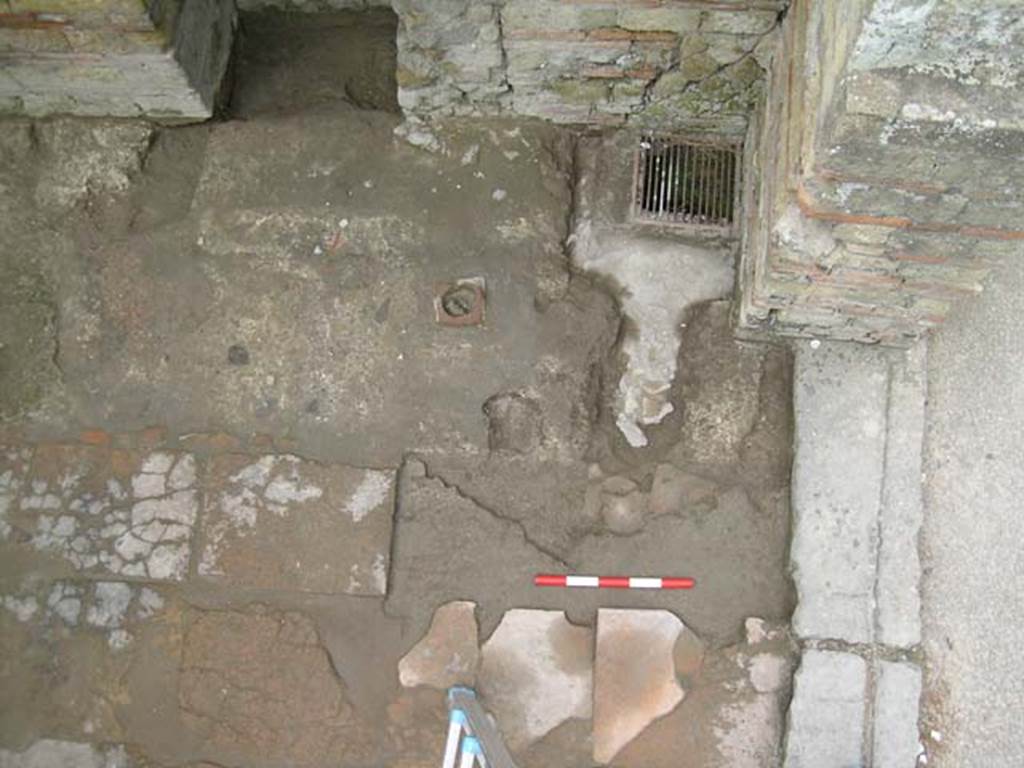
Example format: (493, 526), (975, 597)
(678, 52), (718, 82)
(728, 56), (764, 89)
(547, 79), (611, 105)
(611, 79), (649, 101)
(580, 9), (618, 29)
(679, 32), (710, 59)
(397, 66), (436, 88)
(651, 70), (695, 98)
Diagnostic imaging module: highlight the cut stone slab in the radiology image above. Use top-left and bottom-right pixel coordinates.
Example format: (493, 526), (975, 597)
(593, 609), (690, 764)
(399, 601), (479, 690)
(199, 454), (394, 594)
(783, 650), (866, 768)
(877, 343), (926, 648)
(478, 609), (592, 751)
(791, 342), (889, 643)
(791, 339), (926, 649)
(872, 661), (922, 768)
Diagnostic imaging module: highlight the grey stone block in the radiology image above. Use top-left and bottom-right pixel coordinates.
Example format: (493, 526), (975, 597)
(0, 0), (235, 121)
(791, 342), (889, 643)
(877, 342), (926, 648)
(872, 661), (922, 768)
(784, 650), (867, 768)
(0, 739), (132, 767)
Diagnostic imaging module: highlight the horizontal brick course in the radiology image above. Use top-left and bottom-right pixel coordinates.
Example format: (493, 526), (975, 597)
(736, 0), (1022, 346)
(400, 0), (773, 128)
(504, 27), (678, 44)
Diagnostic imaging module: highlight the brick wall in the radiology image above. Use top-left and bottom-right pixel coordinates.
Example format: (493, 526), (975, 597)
(395, 0), (784, 132)
(0, 0), (236, 121)
(736, 0), (1024, 345)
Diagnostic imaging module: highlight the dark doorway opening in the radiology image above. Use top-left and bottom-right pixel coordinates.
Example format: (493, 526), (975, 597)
(230, 9), (399, 118)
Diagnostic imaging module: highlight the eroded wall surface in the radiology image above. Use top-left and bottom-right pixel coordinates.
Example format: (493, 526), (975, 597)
(394, 0), (783, 133)
(0, 0), (236, 121)
(1, 1), (783, 131)
(737, 0), (1024, 344)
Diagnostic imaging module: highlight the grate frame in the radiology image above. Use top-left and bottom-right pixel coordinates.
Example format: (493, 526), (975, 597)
(631, 134), (742, 233)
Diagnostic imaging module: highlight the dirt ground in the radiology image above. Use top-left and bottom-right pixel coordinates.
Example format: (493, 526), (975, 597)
(0, 12), (795, 768)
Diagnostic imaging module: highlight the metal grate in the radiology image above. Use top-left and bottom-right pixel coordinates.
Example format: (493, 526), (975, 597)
(632, 136), (740, 229)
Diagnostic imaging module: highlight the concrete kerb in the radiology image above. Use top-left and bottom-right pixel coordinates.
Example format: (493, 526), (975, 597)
(783, 339), (926, 767)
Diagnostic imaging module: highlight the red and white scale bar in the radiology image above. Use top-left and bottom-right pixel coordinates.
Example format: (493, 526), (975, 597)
(534, 574), (695, 590)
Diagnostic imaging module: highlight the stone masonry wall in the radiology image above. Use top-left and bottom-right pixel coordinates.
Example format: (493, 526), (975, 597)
(395, 0), (785, 132)
(0, 0), (236, 121)
(737, 0), (1024, 345)
(238, 0), (786, 132)
(3, 1), (782, 131)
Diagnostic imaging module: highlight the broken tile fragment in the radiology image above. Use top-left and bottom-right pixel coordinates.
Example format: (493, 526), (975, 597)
(399, 600), (479, 690)
(86, 582), (132, 629)
(199, 453), (395, 594)
(593, 608), (691, 764)
(673, 623), (706, 685)
(478, 609), (592, 750)
(47, 582), (83, 625)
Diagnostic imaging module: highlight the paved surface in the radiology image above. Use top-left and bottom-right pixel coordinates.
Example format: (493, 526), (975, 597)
(0, 66), (798, 768)
(922, 257), (1024, 767)
(873, 661), (923, 768)
(790, 343), (889, 644)
(790, 341), (925, 648)
(786, 341), (926, 767)
(784, 650), (866, 768)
